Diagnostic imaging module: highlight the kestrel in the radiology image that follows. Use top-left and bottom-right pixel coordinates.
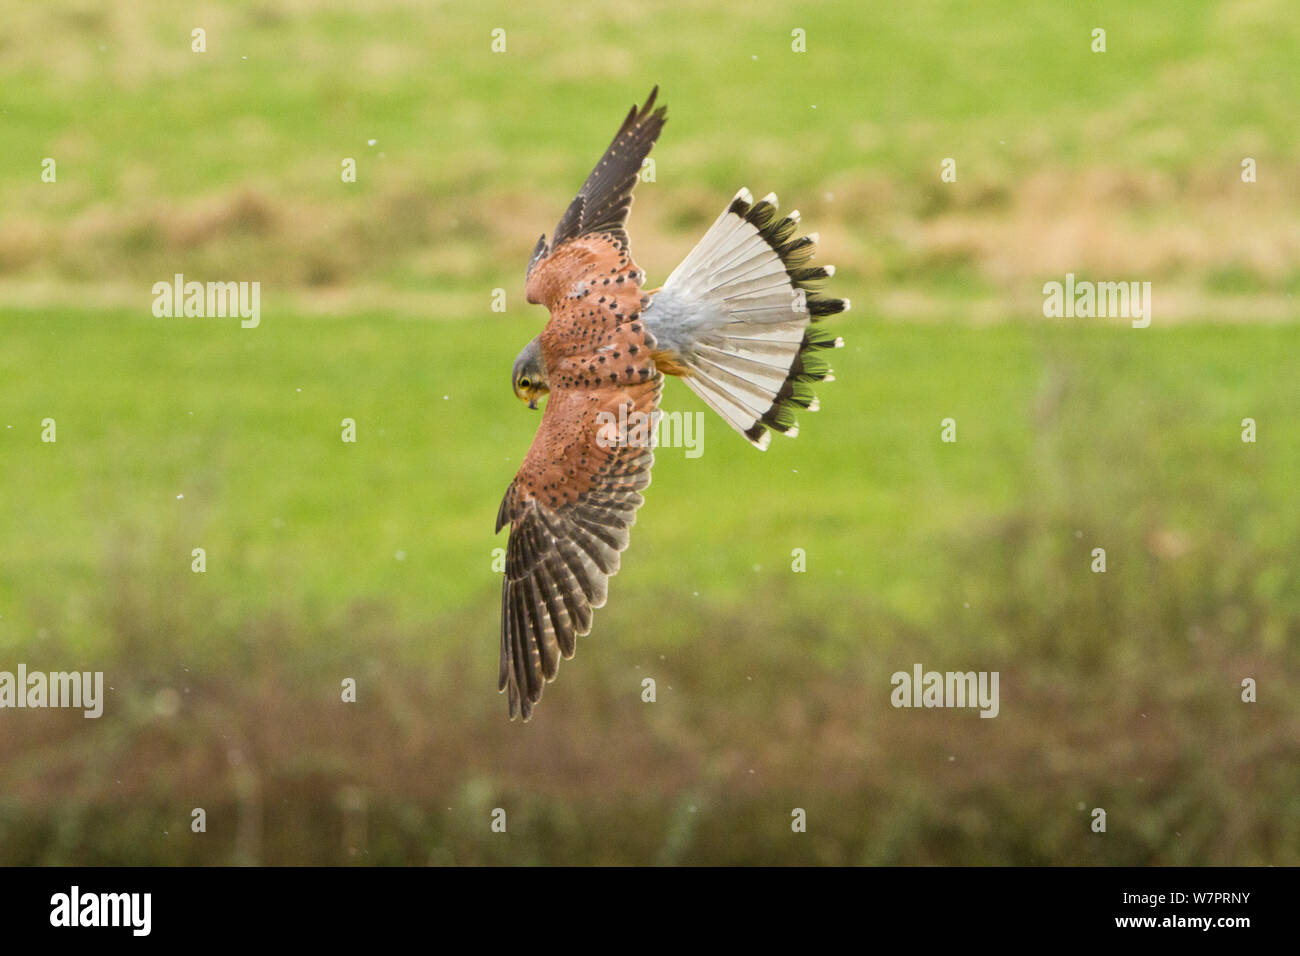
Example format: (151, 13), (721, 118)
(497, 87), (848, 720)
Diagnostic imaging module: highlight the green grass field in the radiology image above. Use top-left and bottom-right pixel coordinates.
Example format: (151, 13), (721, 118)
(1, 0), (1298, 864)
(3, 312), (1296, 864)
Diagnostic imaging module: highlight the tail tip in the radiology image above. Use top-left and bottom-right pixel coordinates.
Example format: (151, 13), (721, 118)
(743, 422), (772, 450)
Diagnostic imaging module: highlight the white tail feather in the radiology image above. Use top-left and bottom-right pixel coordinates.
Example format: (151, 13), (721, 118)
(644, 189), (847, 448)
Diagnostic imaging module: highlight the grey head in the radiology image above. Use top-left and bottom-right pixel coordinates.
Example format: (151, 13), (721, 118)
(511, 337), (549, 409)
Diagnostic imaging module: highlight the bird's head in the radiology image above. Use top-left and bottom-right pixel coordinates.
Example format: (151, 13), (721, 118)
(511, 338), (549, 410)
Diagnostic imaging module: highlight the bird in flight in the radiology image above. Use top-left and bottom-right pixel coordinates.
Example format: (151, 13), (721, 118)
(496, 87), (849, 720)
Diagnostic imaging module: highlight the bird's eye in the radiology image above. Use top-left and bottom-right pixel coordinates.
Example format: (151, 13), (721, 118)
(519, 377), (531, 389)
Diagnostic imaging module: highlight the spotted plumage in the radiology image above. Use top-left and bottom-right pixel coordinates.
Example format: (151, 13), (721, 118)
(497, 89), (666, 720)
(498, 87), (849, 720)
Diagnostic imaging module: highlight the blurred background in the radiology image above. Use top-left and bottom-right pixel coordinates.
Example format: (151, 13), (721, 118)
(1, 0), (1297, 864)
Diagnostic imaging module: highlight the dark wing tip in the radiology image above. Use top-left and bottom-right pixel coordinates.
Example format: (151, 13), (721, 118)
(549, 87), (668, 248)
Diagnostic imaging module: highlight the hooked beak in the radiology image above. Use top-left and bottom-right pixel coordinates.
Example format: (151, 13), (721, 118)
(527, 396), (538, 410)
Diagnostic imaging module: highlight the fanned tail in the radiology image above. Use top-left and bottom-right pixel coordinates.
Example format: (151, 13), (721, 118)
(645, 189), (849, 449)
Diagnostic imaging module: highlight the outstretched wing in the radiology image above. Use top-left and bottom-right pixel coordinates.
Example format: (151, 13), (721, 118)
(525, 86), (667, 300)
(498, 87), (667, 720)
(496, 370), (660, 720)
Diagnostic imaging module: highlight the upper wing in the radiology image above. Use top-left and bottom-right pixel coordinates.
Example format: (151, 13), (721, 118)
(525, 86), (667, 302)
